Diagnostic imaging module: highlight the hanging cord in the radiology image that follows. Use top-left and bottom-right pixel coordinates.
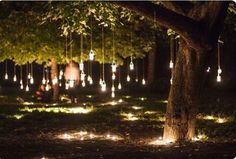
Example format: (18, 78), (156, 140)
(119, 66), (121, 83)
(112, 29), (115, 61)
(31, 63), (33, 78)
(136, 59), (138, 79)
(130, 31), (133, 62)
(43, 65), (45, 79)
(170, 35), (174, 64)
(102, 26), (105, 81)
(142, 58), (145, 79)
(90, 18), (93, 50)
(65, 35), (68, 60)
(20, 65), (23, 82)
(217, 41), (221, 68)
(14, 63), (16, 76)
(26, 64), (28, 85)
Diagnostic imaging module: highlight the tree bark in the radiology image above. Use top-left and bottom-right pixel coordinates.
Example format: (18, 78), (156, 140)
(51, 58), (59, 102)
(163, 40), (207, 142)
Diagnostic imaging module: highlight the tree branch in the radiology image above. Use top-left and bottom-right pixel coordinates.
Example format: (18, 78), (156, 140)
(162, 1), (193, 16)
(113, 1), (205, 51)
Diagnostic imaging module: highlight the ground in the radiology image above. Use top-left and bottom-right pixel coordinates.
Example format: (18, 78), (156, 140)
(0, 90), (236, 159)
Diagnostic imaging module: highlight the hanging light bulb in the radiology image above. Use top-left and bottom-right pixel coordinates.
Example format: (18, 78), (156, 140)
(89, 50), (95, 61)
(81, 71), (86, 81)
(101, 81), (106, 92)
(170, 78), (173, 85)
(111, 85), (115, 92)
(206, 67), (211, 73)
(87, 75), (91, 82)
(20, 79), (23, 85)
(112, 73), (116, 80)
(4, 73), (8, 80)
(25, 85), (29, 92)
(65, 82), (69, 90)
(118, 83), (122, 90)
(59, 82), (62, 87)
(30, 77), (34, 84)
(79, 61), (84, 71)
(20, 84), (23, 90)
(111, 91), (115, 98)
(69, 80), (75, 88)
(135, 78), (138, 82)
(52, 77), (58, 85)
(169, 60), (174, 69)
(99, 78), (103, 86)
(28, 73), (31, 79)
(13, 75), (17, 82)
(45, 84), (50, 91)
(218, 67), (222, 74)
(217, 74), (221, 82)
(42, 78), (46, 85)
(142, 78), (146, 85)
(129, 61), (134, 71)
(59, 75), (62, 80)
(126, 75), (130, 82)
(89, 78), (93, 85)
(111, 62), (117, 73)
(60, 69), (63, 76)
(82, 80), (86, 87)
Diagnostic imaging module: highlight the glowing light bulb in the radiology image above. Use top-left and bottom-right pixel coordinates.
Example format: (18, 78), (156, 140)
(101, 81), (106, 92)
(89, 50), (95, 61)
(13, 75), (17, 82)
(20, 84), (23, 90)
(99, 78), (103, 86)
(126, 75), (130, 82)
(169, 60), (174, 69)
(129, 61), (134, 70)
(45, 84), (50, 91)
(69, 80), (75, 88)
(87, 75), (91, 82)
(142, 78), (146, 85)
(65, 82), (69, 90)
(81, 71), (86, 81)
(111, 91), (115, 98)
(28, 73), (31, 79)
(79, 61), (84, 71)
(89, 78), (93, 85)
(59, 69), (63, 76)
(111, 85), (115, 92)
(20, 79), (23, 85)
(111, 62), (117, 73)
(59, 75), (62, 80)
(82, 80), (86, 87)
(170, 78), (173, 85)
(52, 77), (58, 85)
(112, 73), (116, 80)
(218, 68), (222, 74)
(206, 67), (210, 73)
(59, 82), (62, 87)
(135, 78), (138, 82)
(118, 83), (122, 90)
(25, 85), (29, 92)
(30, 77), (34, 84)
(42, 78), (46, 84)
(217, 74), (221, 82)
(4, 73), (8, 80)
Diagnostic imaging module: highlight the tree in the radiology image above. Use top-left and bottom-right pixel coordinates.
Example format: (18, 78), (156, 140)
(115, 1), (230, 142)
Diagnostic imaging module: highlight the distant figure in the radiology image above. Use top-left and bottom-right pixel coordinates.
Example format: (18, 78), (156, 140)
(34, 85), (45, 101)
(64, 61), (80, 103)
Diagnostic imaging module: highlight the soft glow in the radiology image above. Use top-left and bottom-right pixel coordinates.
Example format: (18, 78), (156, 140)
(28, 73), (31, 79)
(30, 77), (34, 84)
(169, 60), (174, 69)
(111, 62), (117, 73)
(217, 74), (221, 82)
(135, 78), (138, 82)
(59, 75), (62, 80)
(82, 80), (86, 87)
(121, 112), (139, 121)
(126, 75), (130, 82)
(45, 84), (51, 91)
(192, 133), (208, 141)
(89, 78), (93, 85)
(111, 91), (115, 98)
(118, 99), (123, 103)
(13, 75), (17, 82)
(87, 75), (91, 82)
(206, 67), (210, 73)
(42, 78), (46, 84)
(69, 80), (75, 88)
(52, 78), (58, 85)
(218, 68), (222, 74)
(199, 115), (229, 124)
(20, 84), (23, 90)
(89, 50), (95, 61)
(60, 69), (64, 76)
(149, 137), (173, 145)
(139, 97), (147, 101)
(20, 79), (23, 85)
(118, 83), (122, 90)
(65, 82), (69, 90)
(4, 73), (8, 80)
(101, 81), (106, 92)
(79, 61), (84, 71)
(112, 73), (116, 80)
(59, 82), (62, 87)
(132, 106), (143, 110)
(81, 71), (86, 81)
(142, 78), (146, 85)
(99, 78), (103, 86)
(25, 85), (29, 92)
(111, 85), (115, 92)
(170, 78), (173, 85)
(129, 61), (134, 70)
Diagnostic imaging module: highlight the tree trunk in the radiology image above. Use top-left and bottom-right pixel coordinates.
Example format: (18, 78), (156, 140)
(163, 39), (207, 142)
(147, 49), (156, 86)
(51, 58), (59, 102)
